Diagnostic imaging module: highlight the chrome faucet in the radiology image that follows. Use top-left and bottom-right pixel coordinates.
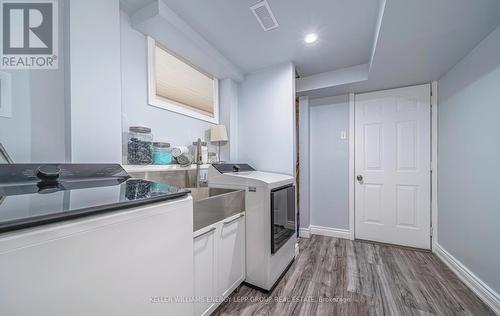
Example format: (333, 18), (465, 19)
(195, 138), (203, 188)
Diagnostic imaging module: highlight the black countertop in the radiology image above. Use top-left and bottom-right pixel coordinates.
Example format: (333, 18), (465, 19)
(0, 164), (190, 234)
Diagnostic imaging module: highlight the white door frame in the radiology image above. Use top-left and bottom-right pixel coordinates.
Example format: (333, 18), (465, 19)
(348, 82), (438, 247)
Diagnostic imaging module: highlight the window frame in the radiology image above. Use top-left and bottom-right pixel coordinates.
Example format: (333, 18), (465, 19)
(147, 37), (219, 124)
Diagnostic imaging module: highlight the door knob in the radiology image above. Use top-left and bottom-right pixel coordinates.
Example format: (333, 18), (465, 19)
(357, 175), (363, 182)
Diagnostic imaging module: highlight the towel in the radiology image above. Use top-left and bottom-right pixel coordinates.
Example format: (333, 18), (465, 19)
(171, 146), (189, 158)
(176, 153), (193, 167)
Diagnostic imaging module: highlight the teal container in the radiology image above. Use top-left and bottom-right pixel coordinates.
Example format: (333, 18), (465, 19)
(152, 142), (172, 165)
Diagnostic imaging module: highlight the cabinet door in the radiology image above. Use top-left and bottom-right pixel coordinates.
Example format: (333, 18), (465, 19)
(218, 213), (245, 297)
(194, 227), (217, 316)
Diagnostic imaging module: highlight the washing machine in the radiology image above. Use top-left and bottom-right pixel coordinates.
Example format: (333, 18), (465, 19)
(208, 163), (296, 291)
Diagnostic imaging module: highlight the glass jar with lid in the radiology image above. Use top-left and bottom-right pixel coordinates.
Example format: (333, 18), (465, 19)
(127, 126), (153, 165)
(152, 142), (172, 165)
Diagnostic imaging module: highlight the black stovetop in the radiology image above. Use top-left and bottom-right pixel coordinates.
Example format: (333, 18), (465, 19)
(0, 164), (190, 234)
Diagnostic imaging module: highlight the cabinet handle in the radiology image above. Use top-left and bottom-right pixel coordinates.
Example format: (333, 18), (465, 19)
(223, 213), (245, 225)
(194, 227), (216, 239)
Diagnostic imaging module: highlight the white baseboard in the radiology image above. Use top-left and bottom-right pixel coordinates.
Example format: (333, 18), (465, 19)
(434, 243), (500, 314)
(309, 225), (350, 240)
(299, 227), (311, 238)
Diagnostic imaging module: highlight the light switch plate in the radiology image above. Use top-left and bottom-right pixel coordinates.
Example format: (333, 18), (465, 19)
(340, 131), (347, 140)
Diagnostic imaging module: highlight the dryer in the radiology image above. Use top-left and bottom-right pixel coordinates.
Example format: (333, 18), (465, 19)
(208, 163), (296, 291)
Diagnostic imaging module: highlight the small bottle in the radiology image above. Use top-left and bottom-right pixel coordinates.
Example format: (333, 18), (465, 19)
(152, 142), (172, 165)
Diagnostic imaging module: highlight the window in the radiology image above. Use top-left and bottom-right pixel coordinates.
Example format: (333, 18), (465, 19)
(147, 37), (219, 123)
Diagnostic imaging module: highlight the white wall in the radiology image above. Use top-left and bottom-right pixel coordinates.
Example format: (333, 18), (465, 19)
(237, 63), (295, 175)
(69, 0), (123, 163)
(438, 24), (500, 295)
(309, 95), (350, 230)
(120, 12), (237, 162)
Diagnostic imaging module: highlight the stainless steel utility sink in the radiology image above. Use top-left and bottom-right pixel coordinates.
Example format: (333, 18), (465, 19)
(190, 187), (245, 232)
(126, 170), (244, 231)
(128, 169), (202, 188)
(189, 188), (234, 201)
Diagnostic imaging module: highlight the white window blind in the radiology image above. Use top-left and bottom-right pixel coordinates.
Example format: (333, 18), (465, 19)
(154, 43), (215, 116)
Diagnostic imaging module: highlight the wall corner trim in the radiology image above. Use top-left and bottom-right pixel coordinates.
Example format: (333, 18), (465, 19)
(434, 243), (500, 314)
(348, 93), (355, 241)
(431, 81), (439, 249)
(299, 227), (311, 238)
(309, 226), (350, 240)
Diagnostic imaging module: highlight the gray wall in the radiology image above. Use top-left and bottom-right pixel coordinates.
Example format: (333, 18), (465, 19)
(237, 63), (295, 175)
(438, 24), (500, 294)
(69, 0), (123, 163)
(30, 0), (67, 163)
(218, 78), (238, 162)
(120, 12), (237, 162)
(30, 69), (66, 163)
(309, 95), (349, 230)
(0, 71), (31, 162)
(0, 0), (67, 163)
(298, 96), (310, 229)
(2, 2), (239, 165)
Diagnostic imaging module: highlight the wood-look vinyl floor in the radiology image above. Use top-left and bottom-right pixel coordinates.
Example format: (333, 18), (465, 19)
(213, 235), (494, 316)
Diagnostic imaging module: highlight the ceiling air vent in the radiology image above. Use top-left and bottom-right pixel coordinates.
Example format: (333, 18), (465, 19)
(250, 0), (279, 32)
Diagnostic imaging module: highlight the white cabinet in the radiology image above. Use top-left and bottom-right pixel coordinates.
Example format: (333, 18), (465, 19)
(218, 214), (246, 297)
(193, 212), (245, 316)
(0, 197), (194, 316)
(194, 227), (217, 316)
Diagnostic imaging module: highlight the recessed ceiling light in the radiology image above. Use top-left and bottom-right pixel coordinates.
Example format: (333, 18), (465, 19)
(304, 33), (318, 44)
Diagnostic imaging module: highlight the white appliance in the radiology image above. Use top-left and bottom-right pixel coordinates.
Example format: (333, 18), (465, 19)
(208, 163), (296, 291)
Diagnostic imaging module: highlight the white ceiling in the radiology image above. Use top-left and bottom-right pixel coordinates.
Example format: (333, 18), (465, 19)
(122, 0), (500, 95)
(150, 0), (382, 77)
(304, 0), (500, 97)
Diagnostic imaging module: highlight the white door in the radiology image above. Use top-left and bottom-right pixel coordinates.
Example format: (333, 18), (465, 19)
(354, 84), (431, 249)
